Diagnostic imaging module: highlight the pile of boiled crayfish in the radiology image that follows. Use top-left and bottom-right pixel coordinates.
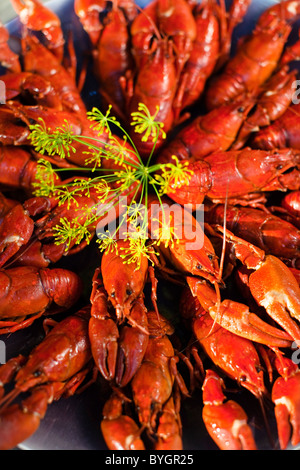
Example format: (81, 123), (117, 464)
(2, 0), (300, 451)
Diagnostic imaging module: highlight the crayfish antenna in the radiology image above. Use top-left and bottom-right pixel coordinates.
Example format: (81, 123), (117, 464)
(135, 2), (163, 42)
(148, 265), (160, 322)
(2, 234), (39, 269)
(205, 281), (221, 339)
(205, 184), (229, 339)
(0, 387), (22, 412)
(218, 0), (228, 46)
(289, 104), (300, 119)
(258, 392), (276, 450)
(217, 183), (229, 284)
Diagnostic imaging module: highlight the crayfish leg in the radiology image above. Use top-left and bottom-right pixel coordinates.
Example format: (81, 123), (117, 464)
(0, 311), (45, 335)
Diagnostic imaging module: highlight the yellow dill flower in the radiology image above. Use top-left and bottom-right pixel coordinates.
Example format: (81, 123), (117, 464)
(32, 158), (57, 197)
(154, 156), (194, 195)
(152, 215), (179, 249)
(131, 103), (166, 143)
(83, 148), (104, 170)
(114, 166), (139, 193)
(29, 119), (76, 159)
(53, 217), (92, 249)
(87, 105), (117, 137)
(97, 231), (119, 255)
(119, 238), (154, 270)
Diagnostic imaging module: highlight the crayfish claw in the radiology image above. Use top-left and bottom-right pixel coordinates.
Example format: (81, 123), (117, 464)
(0, 382), (64, 450)
(272, 356), (300, 449)
(115, 322), (149, 388)
(101, 392), (146, 450)
(154, 395), (183, 450)
(0, 204), (34, 268)
(248, 255), (300, 347)
(202, 370), (257, 450)
(89, 316), (119, 381)
(10, 0), (65, 61)
(214, 227), (300, 347)
(208, 300), (294, 349)
(0, 391), (47, 450)
(187, 274), (293, 348)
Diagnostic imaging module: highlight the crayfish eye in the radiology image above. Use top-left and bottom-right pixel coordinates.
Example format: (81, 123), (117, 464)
(240, 375), (247, 383)
(126, 288), (133, 297)
(33, 369), (42, 377)
(110, 291), (115, 298)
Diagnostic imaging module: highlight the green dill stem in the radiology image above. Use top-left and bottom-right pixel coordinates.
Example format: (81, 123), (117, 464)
(70, 135), (141, 170)
(140, 173), (149, 238)
(88, 108), (143, 166)
(96, 178), (142, 241)
(151, 179), (168, 230)
(76, 191), (130, 240)
(112, 123), (144, 167)
(138, 193), (148, 239)
(120, 178), (145, 239)
(130, 178), (144, 209)
(52, 167), (93, 172)
(137, 174), (146, 208)
(51, 174), (124, 192)
(145, 127), (160, 168)
(146, 163), (166, 174)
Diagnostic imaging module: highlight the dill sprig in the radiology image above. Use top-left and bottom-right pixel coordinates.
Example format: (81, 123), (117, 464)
(30, 119), (77, 159)
(131, 103), (166, 143)
(29, 103), (193, 265)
